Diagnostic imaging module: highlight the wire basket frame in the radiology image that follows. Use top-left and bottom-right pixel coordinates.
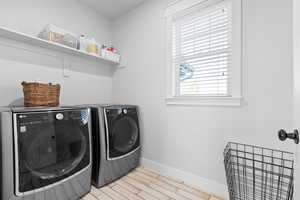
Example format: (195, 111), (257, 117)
(224, 142), (294, 200)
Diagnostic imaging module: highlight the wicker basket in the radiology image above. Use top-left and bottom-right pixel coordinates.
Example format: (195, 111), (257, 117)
(21, 81), (61, 107)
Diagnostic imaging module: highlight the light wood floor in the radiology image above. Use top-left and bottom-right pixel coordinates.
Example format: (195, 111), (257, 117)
(82, 166), (226, 200)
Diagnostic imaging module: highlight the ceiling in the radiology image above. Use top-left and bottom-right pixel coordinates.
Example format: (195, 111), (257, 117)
(79, 0), (146, 20)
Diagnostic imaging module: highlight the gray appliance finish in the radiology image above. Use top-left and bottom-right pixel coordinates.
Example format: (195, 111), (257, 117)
(0, 106), (92, 200)
(89, 105), (141, 188)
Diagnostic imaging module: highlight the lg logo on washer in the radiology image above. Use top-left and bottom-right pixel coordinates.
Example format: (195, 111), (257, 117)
(56, 113), (64, 120)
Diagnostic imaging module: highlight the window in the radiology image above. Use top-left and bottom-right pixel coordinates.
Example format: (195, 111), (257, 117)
(165, 0), (242, 106)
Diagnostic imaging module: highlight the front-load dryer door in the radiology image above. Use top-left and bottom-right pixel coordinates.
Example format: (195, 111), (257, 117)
(14, 109), (91, 196)
(105, 107), (140, 160)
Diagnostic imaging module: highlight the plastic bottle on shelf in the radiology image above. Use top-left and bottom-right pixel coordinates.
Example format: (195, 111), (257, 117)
(79, 35), (87, 52)
(100, 45), (107, 58)
(87, 38), (99, 56)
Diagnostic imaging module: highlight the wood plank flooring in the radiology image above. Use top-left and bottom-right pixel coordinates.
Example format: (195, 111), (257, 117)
(82, 166), (227, 200)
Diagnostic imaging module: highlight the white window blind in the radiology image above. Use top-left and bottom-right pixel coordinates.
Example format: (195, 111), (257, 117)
(172, 1), (232, 96)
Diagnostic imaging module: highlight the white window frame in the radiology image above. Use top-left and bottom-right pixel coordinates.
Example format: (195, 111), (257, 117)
(165, 0), (243, 106)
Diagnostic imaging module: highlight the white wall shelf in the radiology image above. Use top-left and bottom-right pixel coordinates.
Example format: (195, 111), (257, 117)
(0, 26), (120, 66)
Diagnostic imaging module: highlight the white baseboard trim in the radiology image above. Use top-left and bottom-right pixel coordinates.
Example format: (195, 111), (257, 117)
(141, 157), (229, 198)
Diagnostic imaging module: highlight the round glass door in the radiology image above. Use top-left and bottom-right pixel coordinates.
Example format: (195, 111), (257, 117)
(106, 107), (140, 159)
(24, 123), (87, 179)
(112, 116), (139, 153)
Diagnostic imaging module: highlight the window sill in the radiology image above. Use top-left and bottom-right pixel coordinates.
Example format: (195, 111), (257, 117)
(165, 96), (243, 107)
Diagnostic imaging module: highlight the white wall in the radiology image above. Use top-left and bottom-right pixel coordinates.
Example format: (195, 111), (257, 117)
(0, 0), (113, 106)
(112, 0), (293, 195)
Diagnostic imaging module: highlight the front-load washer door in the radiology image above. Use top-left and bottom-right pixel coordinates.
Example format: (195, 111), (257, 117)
(14, 109), (91, 196)
(105, 107), (140, 160)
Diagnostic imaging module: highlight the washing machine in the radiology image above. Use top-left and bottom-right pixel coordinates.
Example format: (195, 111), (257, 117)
(0, 106), (92, 200)
(89, 105), (141, 188)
